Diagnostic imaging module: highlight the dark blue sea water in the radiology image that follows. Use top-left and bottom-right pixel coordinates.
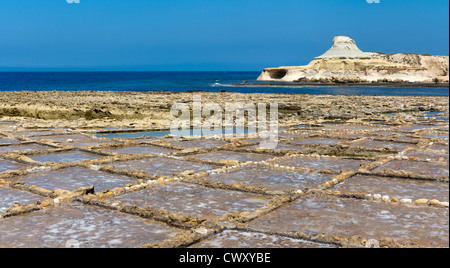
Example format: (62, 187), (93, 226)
(0, 72), (448, 96)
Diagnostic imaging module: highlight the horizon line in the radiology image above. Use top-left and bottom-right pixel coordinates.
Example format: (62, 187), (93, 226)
(0, 70), (262, 73)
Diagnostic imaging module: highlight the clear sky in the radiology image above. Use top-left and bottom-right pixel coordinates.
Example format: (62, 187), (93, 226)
(0, 0), (448, 71)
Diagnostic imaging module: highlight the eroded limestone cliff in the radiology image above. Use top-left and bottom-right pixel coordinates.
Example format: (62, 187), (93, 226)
(258, 36), (449, 83)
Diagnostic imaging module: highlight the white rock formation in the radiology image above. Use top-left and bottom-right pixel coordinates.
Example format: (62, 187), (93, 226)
(316, 36), (372, 59)
(258, 36), (449, 83)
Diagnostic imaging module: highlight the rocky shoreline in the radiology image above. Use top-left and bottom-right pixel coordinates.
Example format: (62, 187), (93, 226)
(1, 91), (449, 129)
(234, 82), (450, 89)
(0, 90), (449, 248)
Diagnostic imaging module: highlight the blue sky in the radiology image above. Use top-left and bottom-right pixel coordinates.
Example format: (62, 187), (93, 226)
(0, 0), (448, 71)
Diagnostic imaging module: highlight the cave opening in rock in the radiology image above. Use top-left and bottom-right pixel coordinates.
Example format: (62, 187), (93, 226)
(268, 69), (288, 79)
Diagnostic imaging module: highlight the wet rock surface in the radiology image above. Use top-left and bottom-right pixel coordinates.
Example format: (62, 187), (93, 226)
(0, 143), (54, 154)
(30, 151), (101, 164)
(0, 159), (29, 173)
(0, 137), (20, 144)
(191, 230), (339, 248)
(170, 139), (228, 149)
(109, 157), (217, 177)
(205, 166), (333, 192)
(111, 182), (271, 220)
(0, 91), (448, 248)
(102, 145), (177, 155)
(334, 175), (449, 201)
(14, 167), (136, 192)
(0, 202), (180, 248)
(193, 151), (273, 163)
(374, 161), (449, 177)
(249, 194), (449, 248)
(275, 156), (363, 173)
(0, 187), (45, 215)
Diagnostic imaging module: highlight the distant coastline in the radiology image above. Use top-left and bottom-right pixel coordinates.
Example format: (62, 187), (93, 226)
(258, 36), (450, 85)
(234, 82), (450, 89)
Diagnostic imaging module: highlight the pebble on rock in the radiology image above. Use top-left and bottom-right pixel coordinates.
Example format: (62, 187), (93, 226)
(414, 199), (429, 206)
(429, 199), (440, 206)
(400, 199), (413, 204)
